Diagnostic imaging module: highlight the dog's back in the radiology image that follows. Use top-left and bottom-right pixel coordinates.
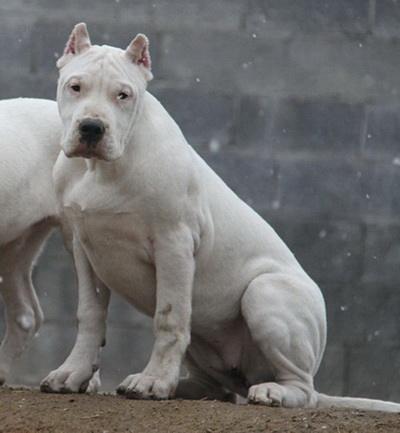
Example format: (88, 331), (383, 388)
(0, 98), (61, 244)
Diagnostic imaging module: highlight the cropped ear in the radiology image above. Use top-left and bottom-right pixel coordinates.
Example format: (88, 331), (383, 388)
(125, 34), (153, 81)
(56, 22), (91, 69)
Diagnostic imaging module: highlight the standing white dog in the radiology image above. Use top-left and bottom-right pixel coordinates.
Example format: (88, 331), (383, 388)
(0, 98), (100, 392)
(0, 98), (60, 384)
(41, 23), (400, 411)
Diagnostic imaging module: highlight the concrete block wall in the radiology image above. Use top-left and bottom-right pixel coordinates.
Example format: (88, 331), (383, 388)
(0, 0), (399, 399)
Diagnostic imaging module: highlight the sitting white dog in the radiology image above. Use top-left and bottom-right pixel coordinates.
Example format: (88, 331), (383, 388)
(0, 98), (60, 384)
(41, 23), (400, 411)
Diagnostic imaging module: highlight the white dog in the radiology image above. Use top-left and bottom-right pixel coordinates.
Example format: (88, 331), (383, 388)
(0, 98), (101, 392)
(0, 98), (60, 384)
(41, 23), (400, 411)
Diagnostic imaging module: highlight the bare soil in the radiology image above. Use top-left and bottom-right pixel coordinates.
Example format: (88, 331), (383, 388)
(1, 387), (400, 433)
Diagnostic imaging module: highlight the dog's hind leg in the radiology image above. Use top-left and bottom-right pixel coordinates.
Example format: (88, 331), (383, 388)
(241, 273), (326, 408)
(0, 220), (54, 384)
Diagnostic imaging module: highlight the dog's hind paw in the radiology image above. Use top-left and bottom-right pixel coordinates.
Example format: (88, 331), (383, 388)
(248, 382), (284, 407)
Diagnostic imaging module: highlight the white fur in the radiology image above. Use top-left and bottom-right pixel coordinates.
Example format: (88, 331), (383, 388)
(42, 24), (400, 412)
(0, 97), (101, 393)
(0, 98), (60, 384)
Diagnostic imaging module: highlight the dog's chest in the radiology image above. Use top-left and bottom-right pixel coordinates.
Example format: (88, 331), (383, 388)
(64, 204), (157, 316)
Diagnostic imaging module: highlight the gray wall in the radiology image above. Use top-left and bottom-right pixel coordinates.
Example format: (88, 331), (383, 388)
(0, 0), (399, 400)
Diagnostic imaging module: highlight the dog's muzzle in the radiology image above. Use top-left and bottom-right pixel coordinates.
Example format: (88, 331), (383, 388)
(79, 118), (105, 147)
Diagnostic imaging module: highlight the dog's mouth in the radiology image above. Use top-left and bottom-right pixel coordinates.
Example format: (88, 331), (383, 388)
(62, 131), (122, 162)
(63, 133), (109, 159)
(69, 150), (105, 160)
(65, 143), (108, 160)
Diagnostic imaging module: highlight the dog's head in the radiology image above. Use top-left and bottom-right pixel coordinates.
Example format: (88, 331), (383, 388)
(56, 23), (152, 161)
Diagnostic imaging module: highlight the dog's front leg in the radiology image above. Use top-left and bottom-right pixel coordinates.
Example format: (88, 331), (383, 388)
(41, 237), (110, 393)
(117, 226), (195, 400)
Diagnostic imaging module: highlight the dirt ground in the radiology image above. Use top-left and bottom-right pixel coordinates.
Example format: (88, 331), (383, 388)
(1, 388), (400, 433)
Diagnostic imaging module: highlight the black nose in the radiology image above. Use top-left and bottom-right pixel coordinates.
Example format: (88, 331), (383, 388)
(79, 118), (105, 144)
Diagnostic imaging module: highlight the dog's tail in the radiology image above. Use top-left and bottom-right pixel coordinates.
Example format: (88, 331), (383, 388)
(316, 392), (400, 412)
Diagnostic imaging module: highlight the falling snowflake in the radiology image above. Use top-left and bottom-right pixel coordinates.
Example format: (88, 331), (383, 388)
(271, 200), (280, 210)
(209, 138), (220, 153)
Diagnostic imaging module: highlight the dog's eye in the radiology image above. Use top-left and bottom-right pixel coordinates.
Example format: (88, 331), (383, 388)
(71, 84), (80, 92)
(117, 92), (129, 100)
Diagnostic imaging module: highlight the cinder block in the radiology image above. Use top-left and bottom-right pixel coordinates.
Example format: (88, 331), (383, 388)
(199, 150), (279, 211)
(278, 158), (364, 218)
(158, 30), (400, 101)
(153, 88), (235, 149)
(26, 0), (122, 23)
(347, 342), (400, 401)
(283, 36), (400, 101)
(245, 0), (369, 39)
(322, 283), (365, 344)
(0, 68), (57, 100)
(362, 224), (400, 286)
(159, 30), (288, 96)
(319, 284), (400, 401)
(323, 280), (400, 346)
(2, 0), (149, 23)
(0, 14), (32, 71)
(364, 104), (400, 159)
(278, 157), (400, 220)
(360, 160), (400, 218)
(152, 0), (244, 31)
(351, 283), (400, 343)
(233, 95), (274, 150)
(315, 343), (345, 396)
(268, 219), (364, 286)
(110, 0), (152, 25)
(270, 98), (364, 155)
(375, 0), (400, 38)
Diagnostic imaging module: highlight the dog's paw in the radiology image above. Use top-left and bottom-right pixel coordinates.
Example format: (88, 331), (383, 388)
(116, 373), (175, 400)
(40, 363), (97, 394)
(248, 382), (284, 407)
